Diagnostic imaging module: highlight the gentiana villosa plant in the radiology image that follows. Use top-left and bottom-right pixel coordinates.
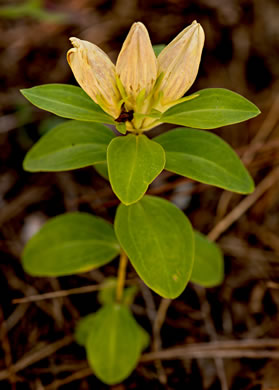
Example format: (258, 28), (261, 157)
(20, 21), (260, 385)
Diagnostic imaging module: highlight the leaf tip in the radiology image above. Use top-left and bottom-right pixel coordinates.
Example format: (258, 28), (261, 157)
(22, 157), (39, 173)
(22, 157), (30, 172)
(120, 198), (140, 206)
(240, 176), (255, 194)
(20, 88), (28, 97)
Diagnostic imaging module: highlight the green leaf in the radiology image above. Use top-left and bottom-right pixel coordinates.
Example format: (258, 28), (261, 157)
(139, 327), (150, 351)
(161, 88), (260, 129)
(0, 4), (28, 18)
(153, 44), (166, 57)
(98, 277), (117, 305)
(115, 122), (127, 135)
(24, 8), (69, 24)
(75, 313), (97, 346)
(98, 277), (138, 306)
(94, 162), (109, 180)
(22, 212), (120, 276)
(191, 231), (224, 287)
(20, 84), (114, 124)
(76, 304), (148, 351)
(86, 303), (143, 385)
(115, 196), (194, 298)
(23, 120), (115, 172)
(0, 0), (68, 23)
(121, 285), (138, 306)
(154, 128), (254, 194)
(107, 134), (165, 205)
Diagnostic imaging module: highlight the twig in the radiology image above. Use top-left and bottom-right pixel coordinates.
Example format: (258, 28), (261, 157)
(216, 96), (279, 220)
(267, 281), (279, 289)
(141, 348), (279, 361)
(242, 95), (279, 165)
(13, 278), (138, 304)
(0, 335), (74, 381)
(44, 367), (93, 390)
(208, 167), (279, 241)
(12, 284), (104, 304)
(35, 379), (45, 390)
(205, 164), (279, 389)
(152, 298), (171, 384)
(0, 186), (50, 227)
(5, 304), (29, 332)
(141, 338), (279, 362)
(139, 280), (157, 324)
(153, 299), (172, 351)
(0, 305), (16, 386)
(195, 286), (228, 390)
(47, 278), (64, 327)
(27, 362), (88, 375)
(4, 271), (64, 321)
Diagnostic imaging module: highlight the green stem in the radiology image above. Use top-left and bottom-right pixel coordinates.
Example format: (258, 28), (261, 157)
(116, 250), (128, 303)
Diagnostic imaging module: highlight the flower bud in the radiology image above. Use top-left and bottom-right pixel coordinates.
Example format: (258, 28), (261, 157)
(67, 37), (121, 118)
(156, 21), (205, 106)
(116, 22), (157, 108)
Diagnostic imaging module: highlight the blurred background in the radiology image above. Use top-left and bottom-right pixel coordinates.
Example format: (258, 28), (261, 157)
(1, 0), (279, 389)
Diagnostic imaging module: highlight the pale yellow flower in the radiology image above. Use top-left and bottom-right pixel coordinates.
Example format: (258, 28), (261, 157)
(67, 38), (121, 118)
(116, 22), (157, 111)
(67, 21), (204, 131)
(155, 20), (205, 111)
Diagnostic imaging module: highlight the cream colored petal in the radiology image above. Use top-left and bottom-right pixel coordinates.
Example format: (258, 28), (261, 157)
(67, 37), (121, 118)
(157, 21), (205, 105)
(116, 22), (158, 104)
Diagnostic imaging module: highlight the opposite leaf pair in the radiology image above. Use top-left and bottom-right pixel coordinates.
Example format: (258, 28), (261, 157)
(23, 115), (255, 206)
(76, 302), (148, 385)
(75, 278), (148, 384)
(23, 198), (223, 299)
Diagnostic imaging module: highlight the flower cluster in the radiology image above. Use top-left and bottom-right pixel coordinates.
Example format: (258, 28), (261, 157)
(67, 21), (204, 132)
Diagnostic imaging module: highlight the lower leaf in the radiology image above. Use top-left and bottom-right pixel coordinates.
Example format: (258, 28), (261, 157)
(86, 303), (145, 385)
(22, 212), (120, 276)
(191, 231), (224, 287)
(114, 195), (194, 298)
